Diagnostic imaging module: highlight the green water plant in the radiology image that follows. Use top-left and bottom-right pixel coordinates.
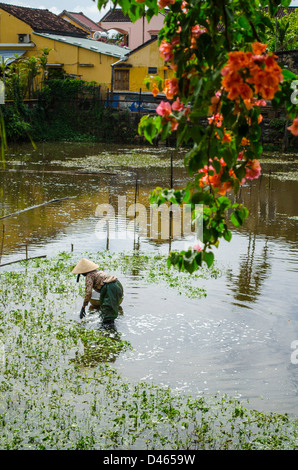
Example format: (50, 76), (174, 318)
(0, 252), (297, 449)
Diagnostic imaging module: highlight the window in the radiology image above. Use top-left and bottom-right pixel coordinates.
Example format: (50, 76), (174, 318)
(114, 69), (129, 90)
(148, 67), (157, 74)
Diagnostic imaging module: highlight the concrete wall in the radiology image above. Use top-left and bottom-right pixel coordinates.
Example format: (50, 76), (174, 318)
(116, 39), (173, 92)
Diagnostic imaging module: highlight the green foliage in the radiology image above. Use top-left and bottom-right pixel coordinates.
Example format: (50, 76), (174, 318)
(264, 8), (298, 51)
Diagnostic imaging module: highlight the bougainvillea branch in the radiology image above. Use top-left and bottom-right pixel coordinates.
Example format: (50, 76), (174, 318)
(97, 0), (298, 272)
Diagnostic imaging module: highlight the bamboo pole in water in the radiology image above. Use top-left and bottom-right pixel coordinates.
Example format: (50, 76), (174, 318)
(0, 196), (76, 221)
(133, 172), (139, 251)
(0, 255), (47, 268)
(0, 225), (4, 265)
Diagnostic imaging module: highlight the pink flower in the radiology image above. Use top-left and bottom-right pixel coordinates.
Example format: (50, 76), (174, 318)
(245, 159), (261, 180)
(193, 244), (203, 252)
(159, 40), (174, 62)
(156, 101), (172, 117)
(207, 113), (223, 127)
(191, 24), (207, 38)
(171, 97), (184, 112)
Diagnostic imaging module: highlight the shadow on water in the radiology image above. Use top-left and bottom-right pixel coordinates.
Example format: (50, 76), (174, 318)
(1, 142), (298, 413)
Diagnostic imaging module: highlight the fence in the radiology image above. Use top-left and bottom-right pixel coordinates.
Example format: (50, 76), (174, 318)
(105, 89), (166, 114)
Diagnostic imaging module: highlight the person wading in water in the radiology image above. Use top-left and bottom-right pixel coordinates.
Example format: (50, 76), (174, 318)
(72, 258), (123, 326)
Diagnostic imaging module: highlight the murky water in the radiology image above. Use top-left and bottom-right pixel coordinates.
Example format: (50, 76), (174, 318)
(0, 142), (298, 414)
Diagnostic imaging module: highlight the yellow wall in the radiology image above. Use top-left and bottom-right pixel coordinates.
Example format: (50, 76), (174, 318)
(59, 14), (91, 38)
(31, 35), (116, 84)
(0, 8), (118, 86)
(0, 9), (32, 42)
(116, 39), (173, 92)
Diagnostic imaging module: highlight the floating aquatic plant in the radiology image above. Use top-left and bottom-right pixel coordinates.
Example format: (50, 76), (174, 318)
(0, 252), (298, 449)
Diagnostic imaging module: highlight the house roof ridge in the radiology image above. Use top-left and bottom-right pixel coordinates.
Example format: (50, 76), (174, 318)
(128, 36), (158, 56)
(59, 10), (107, 32)
(99, 8), (132, 23)
(0, 2), (87, 37)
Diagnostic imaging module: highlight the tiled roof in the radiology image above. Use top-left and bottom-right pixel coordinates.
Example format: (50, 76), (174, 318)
(59, 11), (107, 33)
(0, 3), (87, 37)
(34, 33), (130, 59)
(100, 8), (131, 23)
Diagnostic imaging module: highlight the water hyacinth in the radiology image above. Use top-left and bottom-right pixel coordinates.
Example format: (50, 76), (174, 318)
(0, 252), (298, 449)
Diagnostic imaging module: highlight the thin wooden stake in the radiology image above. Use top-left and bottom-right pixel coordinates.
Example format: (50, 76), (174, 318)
(0, 225), (4, 265)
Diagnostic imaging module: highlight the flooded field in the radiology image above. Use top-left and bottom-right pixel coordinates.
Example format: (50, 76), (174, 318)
(1, 141), (298, 420)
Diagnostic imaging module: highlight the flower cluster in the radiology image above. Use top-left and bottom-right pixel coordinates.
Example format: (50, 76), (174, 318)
(221, 42), (283, 105)
(163, 78), (179, 100)
(156, 97), (188, 131)
(198, 157), (261, 195)
(159, 37), (180, 70)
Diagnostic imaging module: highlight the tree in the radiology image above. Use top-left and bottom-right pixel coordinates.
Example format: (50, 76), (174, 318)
(105, 0), (297, 274)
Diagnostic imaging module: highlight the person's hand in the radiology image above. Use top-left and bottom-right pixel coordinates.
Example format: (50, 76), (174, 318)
(80, 306), (86, 319)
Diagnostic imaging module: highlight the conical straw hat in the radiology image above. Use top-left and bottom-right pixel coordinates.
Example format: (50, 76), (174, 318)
(72, 258), (99, 274)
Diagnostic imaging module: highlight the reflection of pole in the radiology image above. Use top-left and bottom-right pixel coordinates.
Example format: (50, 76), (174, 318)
(106, 220), (109, 250)
(134, 172), (138, 250)
(0, 225), (4, 264)
(169, 153), (173, 253)
(138, 88), (141, 114)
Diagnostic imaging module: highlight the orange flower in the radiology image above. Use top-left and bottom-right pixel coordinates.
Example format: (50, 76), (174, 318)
(239, 83), (253, 100)
(221, 45), (282, 104)
(163, 78), (179, 99)
(241, 137), (250, 146)
(227, 51), (252, 71)
(252, 42), (267, 55)
(222, 132), (231, 143)
(287, 117), (298, 136)
(198, 158), (235, 195)
(152, 87), (159, 97)
(158, 0), (175, 7)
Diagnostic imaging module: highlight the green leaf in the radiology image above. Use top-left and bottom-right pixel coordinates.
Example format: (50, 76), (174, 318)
(203, 251), (214, 268)
(223, 229), (232, 242)
(282, 69), (297, 81)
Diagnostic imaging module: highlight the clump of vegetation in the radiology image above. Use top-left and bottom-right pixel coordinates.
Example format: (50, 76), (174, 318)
(0, 251), (297, 449)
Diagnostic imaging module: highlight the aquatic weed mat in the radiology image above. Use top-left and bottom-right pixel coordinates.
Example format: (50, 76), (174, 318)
(0, 252), (298, 450)
(49, 147), (186, 171)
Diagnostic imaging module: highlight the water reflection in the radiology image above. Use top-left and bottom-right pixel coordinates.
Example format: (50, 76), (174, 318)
(1, 143), (298, 414)
(226, 234), (271, 304)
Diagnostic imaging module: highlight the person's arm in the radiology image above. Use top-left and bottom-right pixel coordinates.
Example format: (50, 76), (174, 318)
(83, 273), (94, 307)
(80, 274), (93, 318)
